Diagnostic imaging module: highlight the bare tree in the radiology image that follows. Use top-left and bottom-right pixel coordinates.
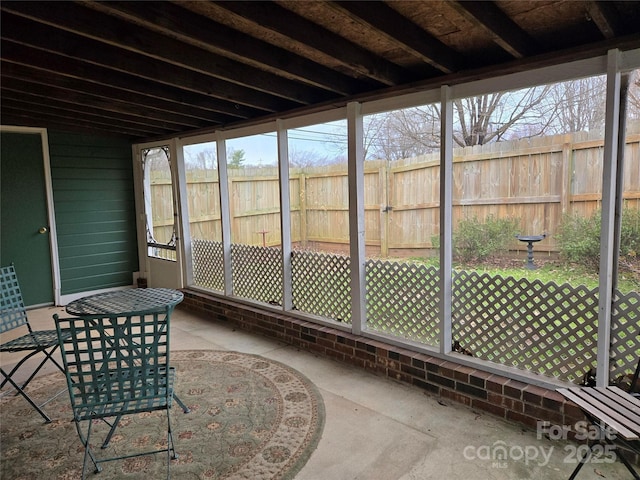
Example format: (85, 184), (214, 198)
(322, 76), (621, 160)
(363, 87), (556, 158)
(453, 86), (555, 146)
(184, 147), (216, 170)
(546, 76), (607, 135)
(288, 146), (330, 167)
(365, 107), (440, 161)
(627, 69), (640, 122)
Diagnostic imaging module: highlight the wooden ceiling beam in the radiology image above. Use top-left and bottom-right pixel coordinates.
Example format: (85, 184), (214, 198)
(212, 0), (411, 86)
(0, 77), (207, 131)
(1, 62), (221, 127)
(449, 1), (540, 59)
(1, 103), (167, 137)
(0, 42), (253, 122)
(83, 0), (365, 97)
(1, 109), (144, 138)
(1, 95), (175, 136)
(587, 1), (624, 39)
(330, 1), (462, 74)
(0, 5), (321, 108)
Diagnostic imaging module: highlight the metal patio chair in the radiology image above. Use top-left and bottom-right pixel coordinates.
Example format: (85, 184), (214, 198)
(54, 309), (178, 479)
(0, 263), (70, 423)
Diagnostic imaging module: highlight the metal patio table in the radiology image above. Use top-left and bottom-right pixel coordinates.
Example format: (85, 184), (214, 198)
(65, 288), (190, 415)
(65, 288), (184, 317)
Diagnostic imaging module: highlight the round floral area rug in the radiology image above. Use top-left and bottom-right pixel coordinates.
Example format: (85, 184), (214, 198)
(0, 350), (325, 479)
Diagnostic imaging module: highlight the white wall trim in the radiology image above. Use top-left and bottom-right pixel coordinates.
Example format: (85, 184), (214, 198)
(0, 125), (61, 305)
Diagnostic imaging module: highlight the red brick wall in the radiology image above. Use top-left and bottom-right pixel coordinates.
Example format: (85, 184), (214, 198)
(180, 290), (586, 429)
(182, 289), (640, 466)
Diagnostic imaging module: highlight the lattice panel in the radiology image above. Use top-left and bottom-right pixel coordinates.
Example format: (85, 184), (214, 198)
(190, 238), (639, 384)
(232, 244), (283, 305)
(610, 289), (640, 380)
(291, 250), (351, 323)
(191, 238), (225, 291)
(366, 260), (440, 345)
(452, 271), (601, 383)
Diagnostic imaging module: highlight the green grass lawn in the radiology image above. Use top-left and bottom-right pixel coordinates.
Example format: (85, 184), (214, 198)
(409, 256), (639, 293)
(463, 264), (639, 293)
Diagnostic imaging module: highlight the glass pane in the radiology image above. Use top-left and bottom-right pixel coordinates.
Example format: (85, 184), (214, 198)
(288, 120), (351, 323)
(363, 105), (441, 345)
(183, 141), (224, 291)
(450, 77), (606, 383)
(226, 133), (282, 305)
(142, 146), (176, 260)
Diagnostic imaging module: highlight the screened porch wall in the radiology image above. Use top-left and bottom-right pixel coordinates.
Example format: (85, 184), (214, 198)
(175, 50), (640, 391)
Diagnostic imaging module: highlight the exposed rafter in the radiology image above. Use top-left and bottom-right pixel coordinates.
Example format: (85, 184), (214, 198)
(329, 1), (462, 74)
(82, 1), (364, 97)
(210, 0), (413, 86)
(0, 0), (637, 140)
(1, 3), (320, 108)
(449, 1), (541, 59)
(587, 1), (623, 39)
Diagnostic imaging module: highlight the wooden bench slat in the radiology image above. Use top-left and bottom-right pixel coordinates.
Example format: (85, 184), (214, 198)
(601, 386), (640, 410)
(570, 388), (640, 436)
(585, 388), (640, 430)
(557, 387), (639, 440)
(597, 387), (640, 424)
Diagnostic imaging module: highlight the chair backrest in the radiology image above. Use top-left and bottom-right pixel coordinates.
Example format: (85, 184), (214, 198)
(0, 264), (29, 334)
(55, 310), (171, 413)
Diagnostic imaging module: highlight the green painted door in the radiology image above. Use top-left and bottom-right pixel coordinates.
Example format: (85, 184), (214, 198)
(1, 132), (54, 306)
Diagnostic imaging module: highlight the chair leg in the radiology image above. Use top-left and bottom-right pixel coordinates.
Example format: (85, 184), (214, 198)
(0, 349), (43, 390)
(1, 346), (66, 395)
(616, 448), (640, 480)
(0, 368), (51, 423)
(20, 346), (67, 390)
(166, 408), (177, 480)
(75, 417), (101, 480)
(174, 393), (190, 413)
(101, 415), (121, 449)
(568, 443), (593, 480)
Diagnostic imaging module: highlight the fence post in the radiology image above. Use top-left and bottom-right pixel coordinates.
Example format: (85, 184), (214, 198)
(561, 138), (573, 215)
(379, 164), (389, 257)
(299, 173), (308, 248)
(227, 176), (235, 242)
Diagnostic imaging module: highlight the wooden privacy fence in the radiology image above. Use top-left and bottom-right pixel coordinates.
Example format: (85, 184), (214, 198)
(153, 131), (640, 257)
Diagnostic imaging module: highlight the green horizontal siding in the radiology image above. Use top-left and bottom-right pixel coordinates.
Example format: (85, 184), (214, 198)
(49, 132), (138, 295)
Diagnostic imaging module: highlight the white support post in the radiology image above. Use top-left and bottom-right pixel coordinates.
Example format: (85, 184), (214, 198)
(612, 73), (630, 288)
(277, 120), (293, 310)
(173, 138), (192, 288)
(596, 49), (622, 387)
(439, 86), (453, 354)
(347, 102), (366, 335)
(216, 133), (234, 296)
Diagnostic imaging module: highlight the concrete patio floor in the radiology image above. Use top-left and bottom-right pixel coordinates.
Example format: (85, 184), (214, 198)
(1, 304), (635, 480)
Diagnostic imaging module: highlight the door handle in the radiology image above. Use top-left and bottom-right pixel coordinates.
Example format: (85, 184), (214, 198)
(38, 226), (48, 234)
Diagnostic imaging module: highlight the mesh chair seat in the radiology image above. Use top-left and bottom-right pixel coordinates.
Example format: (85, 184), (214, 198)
(0, 330), (65, 352)
(73, 365), (175, 420)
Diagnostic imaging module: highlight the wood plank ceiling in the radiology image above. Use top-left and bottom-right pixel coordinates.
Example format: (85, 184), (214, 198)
(1, 1), (640, 141)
